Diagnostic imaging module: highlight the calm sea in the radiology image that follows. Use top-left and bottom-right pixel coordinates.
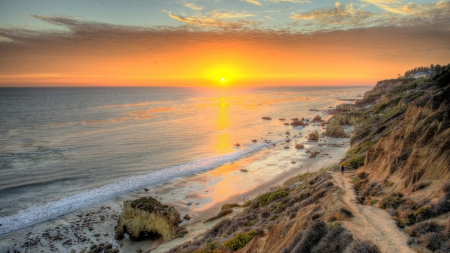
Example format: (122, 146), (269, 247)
(0, 86), (368, 235)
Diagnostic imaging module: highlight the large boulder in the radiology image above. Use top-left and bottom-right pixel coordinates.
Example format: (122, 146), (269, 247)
(115, 197), (184, 241)
(326, 118), (346, 137)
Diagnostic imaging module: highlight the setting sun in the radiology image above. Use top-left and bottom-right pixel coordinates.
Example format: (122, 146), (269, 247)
(221, 77), (225, 82)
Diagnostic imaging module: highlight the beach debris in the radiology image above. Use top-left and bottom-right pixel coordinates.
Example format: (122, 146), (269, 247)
(279, 118), (285, 121)
(291, 161), (296, 164)
(284, 123), (289, 125)
(286, 139), (291, 143)
(286, 131), (290, 135)
(262, 117), (272, 120)
(183, 214), (191, 220)
(240, 169), (248, 173)
(284, 146), (289, 149)
(234, 143), (241, 147)
(295, 144), (305, 149)
(252, 139), (257, 143)
(115, 197), (185, 241)
(309, 109), (319, 111)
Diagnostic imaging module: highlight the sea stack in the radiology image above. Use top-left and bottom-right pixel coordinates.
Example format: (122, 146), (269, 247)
(115, 197), (184, 241)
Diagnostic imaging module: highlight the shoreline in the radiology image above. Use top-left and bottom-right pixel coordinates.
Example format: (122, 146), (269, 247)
(0, 119), (353, 253)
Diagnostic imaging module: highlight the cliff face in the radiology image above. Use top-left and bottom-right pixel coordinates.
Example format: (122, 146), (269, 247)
(365, 83), (450, 192)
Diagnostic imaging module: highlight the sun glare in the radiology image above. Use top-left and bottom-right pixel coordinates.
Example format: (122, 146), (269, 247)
(221, 77), (225, 82)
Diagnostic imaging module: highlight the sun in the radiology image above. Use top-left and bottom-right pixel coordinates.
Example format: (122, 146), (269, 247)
(221, 77), (226, 82)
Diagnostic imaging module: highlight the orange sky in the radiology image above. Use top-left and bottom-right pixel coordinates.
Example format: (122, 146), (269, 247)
(1, 1), (450, 87)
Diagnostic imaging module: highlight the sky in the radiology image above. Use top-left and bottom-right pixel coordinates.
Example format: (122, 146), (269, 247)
(0, 0), (449, 87)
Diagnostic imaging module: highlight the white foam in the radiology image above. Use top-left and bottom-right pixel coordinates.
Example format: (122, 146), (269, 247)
(0, 141), (280, 236)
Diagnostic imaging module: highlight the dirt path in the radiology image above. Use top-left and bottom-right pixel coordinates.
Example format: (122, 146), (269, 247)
(332, 172), (414, 253)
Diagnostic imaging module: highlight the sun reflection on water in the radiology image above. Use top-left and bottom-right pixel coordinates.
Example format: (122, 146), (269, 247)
(215, 97), (231, 154)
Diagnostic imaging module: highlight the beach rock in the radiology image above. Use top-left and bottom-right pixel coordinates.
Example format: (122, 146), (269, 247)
(279, 118), (285, 121)
(183, 214), (191, 220)
(115, 197), (182, 241)
(291, 117), (298, 121)
(234, 143), (240, 147)
(284, 146), (289, 149)
(326, 118), (346, 137)
(286, 131), (290, 135)
(262, 117), (272, 120)
(286, 139), (291, 143)
(240, 169), (248, 173)
(252, 139), (257, 143)
(311, 115), (322, 123)
(295, 144), (304, 149)
(284, 123), (289, 125)
(290, 119), (305, 127)
(307, 131), (319, 141)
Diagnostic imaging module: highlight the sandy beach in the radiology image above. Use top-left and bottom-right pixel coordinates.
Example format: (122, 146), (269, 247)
(0, 119), (353, 253)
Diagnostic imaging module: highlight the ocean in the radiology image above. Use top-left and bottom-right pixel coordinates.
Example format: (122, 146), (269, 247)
(0, 86), (368, 236)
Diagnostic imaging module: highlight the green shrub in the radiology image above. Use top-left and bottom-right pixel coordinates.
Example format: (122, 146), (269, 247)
(312, 226), (353, 253)
(342, 154), (366, 169)
(379, 193), (404, 209)
(348, 240), (381, 253)
(221, 203), (240, 210)
(291, 220), (328, 253)
(405, 221), (445, 237)
(418, 232), (446, 251)
(384, 181), (394, 187)
(275, 203), (287, 213)
(254, 188), (289, 208)
(222, 230), (264, 251)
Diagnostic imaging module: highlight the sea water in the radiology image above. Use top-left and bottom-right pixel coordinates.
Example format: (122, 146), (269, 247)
(0, 86), (368, 235)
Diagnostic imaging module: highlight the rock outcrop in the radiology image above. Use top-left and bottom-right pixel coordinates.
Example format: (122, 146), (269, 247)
(115, 197), (183, 241)
(336, 104), (353, 111)
(326, 118), (346, 137)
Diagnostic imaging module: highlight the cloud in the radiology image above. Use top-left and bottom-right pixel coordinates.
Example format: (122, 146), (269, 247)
(362, 0), (450, 17)
(184, 3), (203, 11)
(265, 15), (274, 20)
(290, 2), (376, 27)
(246, 0), (262, 5)
(268, 0), (311, 2)
(247, 0), (310, 5)
(1, 14), (449, 85)
(167, 10), (259, 28)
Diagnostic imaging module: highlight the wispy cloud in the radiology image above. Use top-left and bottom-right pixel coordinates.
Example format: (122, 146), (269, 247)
(290, 2), (376, 27)
(184, 3), (203, 11)
(246, 0), (262, 5)
(265, 15), (274, 20)
(247, 0), (310, 4)
(167, 10), (259, 28)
